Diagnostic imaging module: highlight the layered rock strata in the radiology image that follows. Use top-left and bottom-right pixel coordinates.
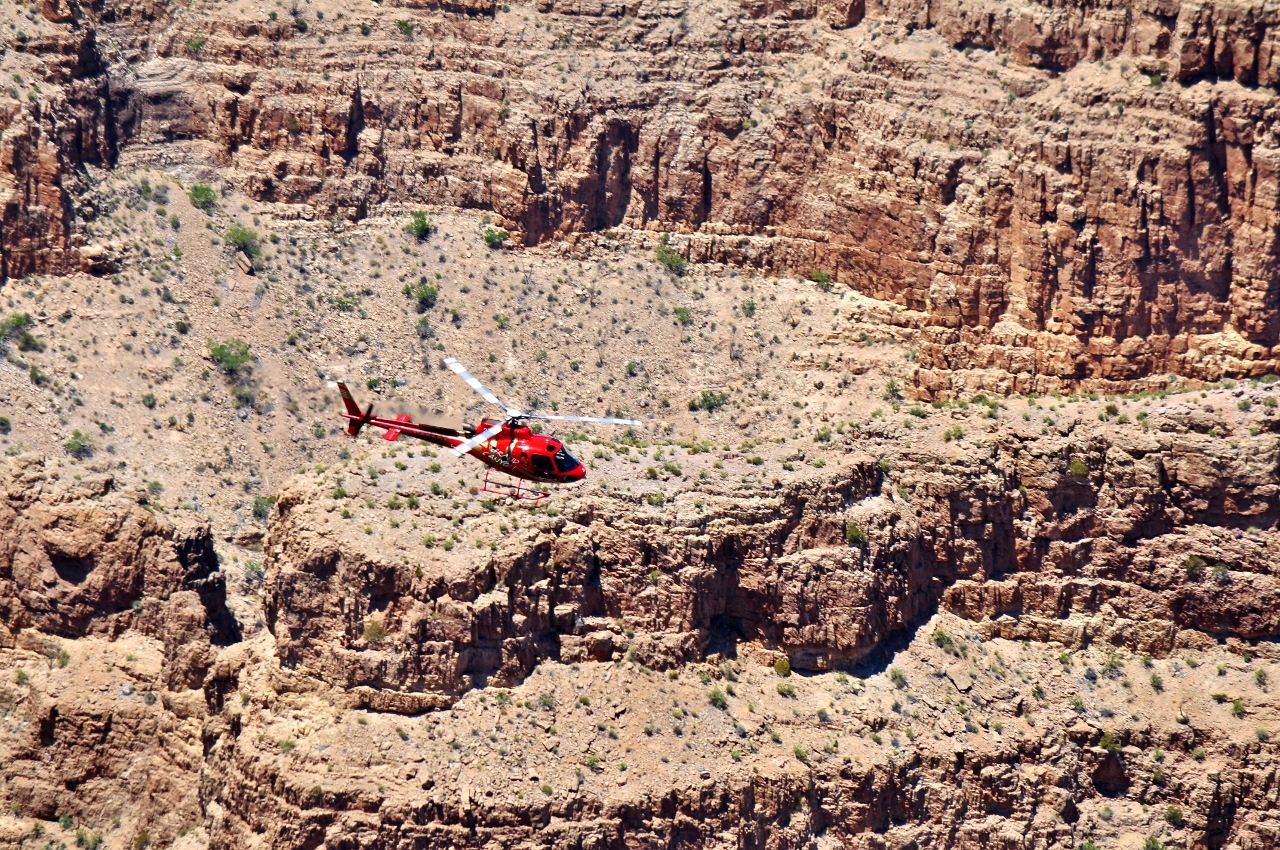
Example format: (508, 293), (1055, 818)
(4, 0), (1280, 390)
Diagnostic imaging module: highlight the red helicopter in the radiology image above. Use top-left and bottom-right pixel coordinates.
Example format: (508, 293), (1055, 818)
(333, 358), (640, 500)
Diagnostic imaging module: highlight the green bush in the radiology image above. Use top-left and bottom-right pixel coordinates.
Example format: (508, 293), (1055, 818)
(0, 416), (10, 435)
(483, 228), (509, 249)
(231, 384), (257, 408)
(402, 279), (438, 312)
(1098, 730), (1121, 753)
(63, 429), (92, 458)
(208, 338), (253, 374)
(689, 390), (728, 412)
(410, 211), (433, 240)
(655, 234), (686, 276)
(776, 681), (796, 697)
(808, 270), (833, 291)
(185, 35), (206, 53)
(742, 299), (756, 318)
(252, 495), (276, 520)
(707, 687), (728, 709)
(2, 311), (31, 339)
(845, 520), (868, 546)
(395, 19), (413, 36)
(363, 619), (387, 642)
(673, 306), (694, 326)
(1067, 458), (1089, 477)
(890, 667), (907, 688)
(773, 657), (791, 677)
(189, 183), (216, 213)
(225, 224), (261, 257)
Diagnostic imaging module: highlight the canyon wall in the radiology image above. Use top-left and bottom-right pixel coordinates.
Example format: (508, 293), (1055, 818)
(4, 0), (1279, 392)
(5, 384), (1280, 847)
(263, 396), (1280, 709)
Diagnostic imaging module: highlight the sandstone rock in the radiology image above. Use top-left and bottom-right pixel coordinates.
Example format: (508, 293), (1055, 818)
(4, 0), (1277, 391)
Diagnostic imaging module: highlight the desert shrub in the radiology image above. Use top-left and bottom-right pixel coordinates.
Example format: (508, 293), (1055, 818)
(189, 183), (216, 213)
(808, 270), (833, 291)
(410, 211), (434, 240)
(483, 228), (509, 249)
(845, 520), (868, 546)
(689, 390), (728, 412)
(655, 233), (686, 275)
(208, 338), (253, 374)
(225, 224), (261, 257)
(363, 619), (387, 642)
(252, 495), (276, 520)
(63, 430), (92, 458)
(774, 657), (791, 677)
(1067, 458), (1089, 476)
(708, 687), (728, 710)
(403, 279), (438, 312)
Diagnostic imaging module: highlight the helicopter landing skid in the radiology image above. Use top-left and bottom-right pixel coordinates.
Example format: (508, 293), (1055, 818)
(478, 467), (550, 502)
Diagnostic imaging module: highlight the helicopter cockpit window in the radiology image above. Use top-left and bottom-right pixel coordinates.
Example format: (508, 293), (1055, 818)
(553, 448), (580, 473)
(531, 454), (555, 474)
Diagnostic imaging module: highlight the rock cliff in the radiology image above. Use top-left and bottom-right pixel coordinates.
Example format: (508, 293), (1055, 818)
(4, 381), (1280, 848)
(4, 0), (1279, 391)
(263, 390), (1280, 707)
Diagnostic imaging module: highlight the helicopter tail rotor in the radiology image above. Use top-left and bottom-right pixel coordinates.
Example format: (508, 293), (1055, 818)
(332, 382), (375, 437)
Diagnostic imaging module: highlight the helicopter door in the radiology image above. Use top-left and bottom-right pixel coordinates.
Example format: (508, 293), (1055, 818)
(530, 454), (554, 476)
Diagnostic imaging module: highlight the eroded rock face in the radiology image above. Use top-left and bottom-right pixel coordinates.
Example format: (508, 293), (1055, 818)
(263, 412), (1280, 712)
(263, 462), (952, 709)
(5, 0), (1279, 391)
(0, 455), (241, 841)
(4, 410), (1280, 849)
(0, 454), (239, 682)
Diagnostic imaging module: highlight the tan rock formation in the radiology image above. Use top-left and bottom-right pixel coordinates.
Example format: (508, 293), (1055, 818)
(3, 0), (1278, 391)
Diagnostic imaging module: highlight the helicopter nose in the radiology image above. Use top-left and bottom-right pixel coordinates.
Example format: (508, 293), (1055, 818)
(571, 466), (586, 481)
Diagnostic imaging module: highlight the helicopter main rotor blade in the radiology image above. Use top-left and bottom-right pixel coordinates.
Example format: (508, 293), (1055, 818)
(448, 420), (507, 458)
(522, 414), (642, 427)
(443, 357), (518, 415)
